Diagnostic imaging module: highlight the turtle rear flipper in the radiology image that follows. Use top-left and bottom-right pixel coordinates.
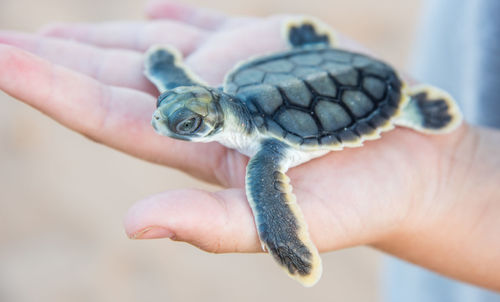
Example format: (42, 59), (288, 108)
(394, 85), (463, 133)
(144, 45), (206, 92)
(246, 139), (322, 287)
(282, 16), (337, 49)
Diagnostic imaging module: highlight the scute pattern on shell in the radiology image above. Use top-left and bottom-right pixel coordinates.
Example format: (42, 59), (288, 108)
(224, 48), (403, 147)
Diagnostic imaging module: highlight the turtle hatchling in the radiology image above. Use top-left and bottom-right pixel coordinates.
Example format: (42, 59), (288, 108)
(144, 16), (462, 286)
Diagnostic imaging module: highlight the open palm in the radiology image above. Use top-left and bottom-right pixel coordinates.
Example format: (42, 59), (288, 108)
(0, 1), (465, 255)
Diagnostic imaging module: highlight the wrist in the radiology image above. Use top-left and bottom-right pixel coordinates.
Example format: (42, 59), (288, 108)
(373, 124), (500, 290)
(408, 123), (478, 234)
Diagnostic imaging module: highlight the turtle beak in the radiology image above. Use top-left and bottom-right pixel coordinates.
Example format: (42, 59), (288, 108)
(151, 117), (158, 131)
(151, 109), (165, 132)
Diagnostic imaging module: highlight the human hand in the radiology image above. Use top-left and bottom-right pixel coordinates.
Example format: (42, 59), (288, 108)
(2, 0), (494, 289)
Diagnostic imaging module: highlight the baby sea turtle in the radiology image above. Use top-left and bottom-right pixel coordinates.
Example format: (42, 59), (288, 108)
(144, 17), (462, 286)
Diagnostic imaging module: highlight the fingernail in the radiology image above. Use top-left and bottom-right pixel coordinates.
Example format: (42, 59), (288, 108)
(130, 226), (173, 240)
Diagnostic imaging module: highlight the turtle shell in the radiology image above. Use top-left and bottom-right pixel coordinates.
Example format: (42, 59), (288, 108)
(223, 47), (405, 148)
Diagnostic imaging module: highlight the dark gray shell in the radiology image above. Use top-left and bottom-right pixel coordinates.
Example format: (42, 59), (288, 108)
(223, 47), (404, 147)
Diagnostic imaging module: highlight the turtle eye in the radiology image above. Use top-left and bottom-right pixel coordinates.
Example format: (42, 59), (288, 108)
(167, 108), (202, 135)
(176, 116), (201, 134)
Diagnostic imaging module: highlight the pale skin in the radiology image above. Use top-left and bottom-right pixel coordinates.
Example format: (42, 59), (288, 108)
(0, 0), (498, 290)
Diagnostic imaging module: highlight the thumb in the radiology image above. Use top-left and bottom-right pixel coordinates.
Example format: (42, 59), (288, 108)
(124, 183), (382, 254)
(124, 188), (261, 253)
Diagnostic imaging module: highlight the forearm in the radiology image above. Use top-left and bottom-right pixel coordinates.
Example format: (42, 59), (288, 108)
(377, 125), (500, 290)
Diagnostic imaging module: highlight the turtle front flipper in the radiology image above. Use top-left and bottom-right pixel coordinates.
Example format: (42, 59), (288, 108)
(246, 139), (322, 286)
(282, 16), (337, 49)
(144, 45), (207, 93)
(394, 85), (463, 133)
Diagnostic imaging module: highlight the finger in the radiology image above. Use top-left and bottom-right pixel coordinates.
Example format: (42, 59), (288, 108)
(39, 20), (205, 54)
(0, 44), (246, 186)
(0, 31), (157, 95)
(125, 189), (259, 252)
(145, 0), (228, 30)
(124, 186), (356, 254)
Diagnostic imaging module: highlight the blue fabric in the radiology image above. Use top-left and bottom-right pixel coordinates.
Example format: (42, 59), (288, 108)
(383, 258), (500, 302)
(383, 0), (500, 300)
(412, 0), (500, 127)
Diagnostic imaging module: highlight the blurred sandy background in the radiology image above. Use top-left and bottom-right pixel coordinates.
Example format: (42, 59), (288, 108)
(0, 0), (420, 301)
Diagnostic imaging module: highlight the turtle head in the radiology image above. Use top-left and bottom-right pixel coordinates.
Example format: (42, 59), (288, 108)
(152, 86), (223, 142)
